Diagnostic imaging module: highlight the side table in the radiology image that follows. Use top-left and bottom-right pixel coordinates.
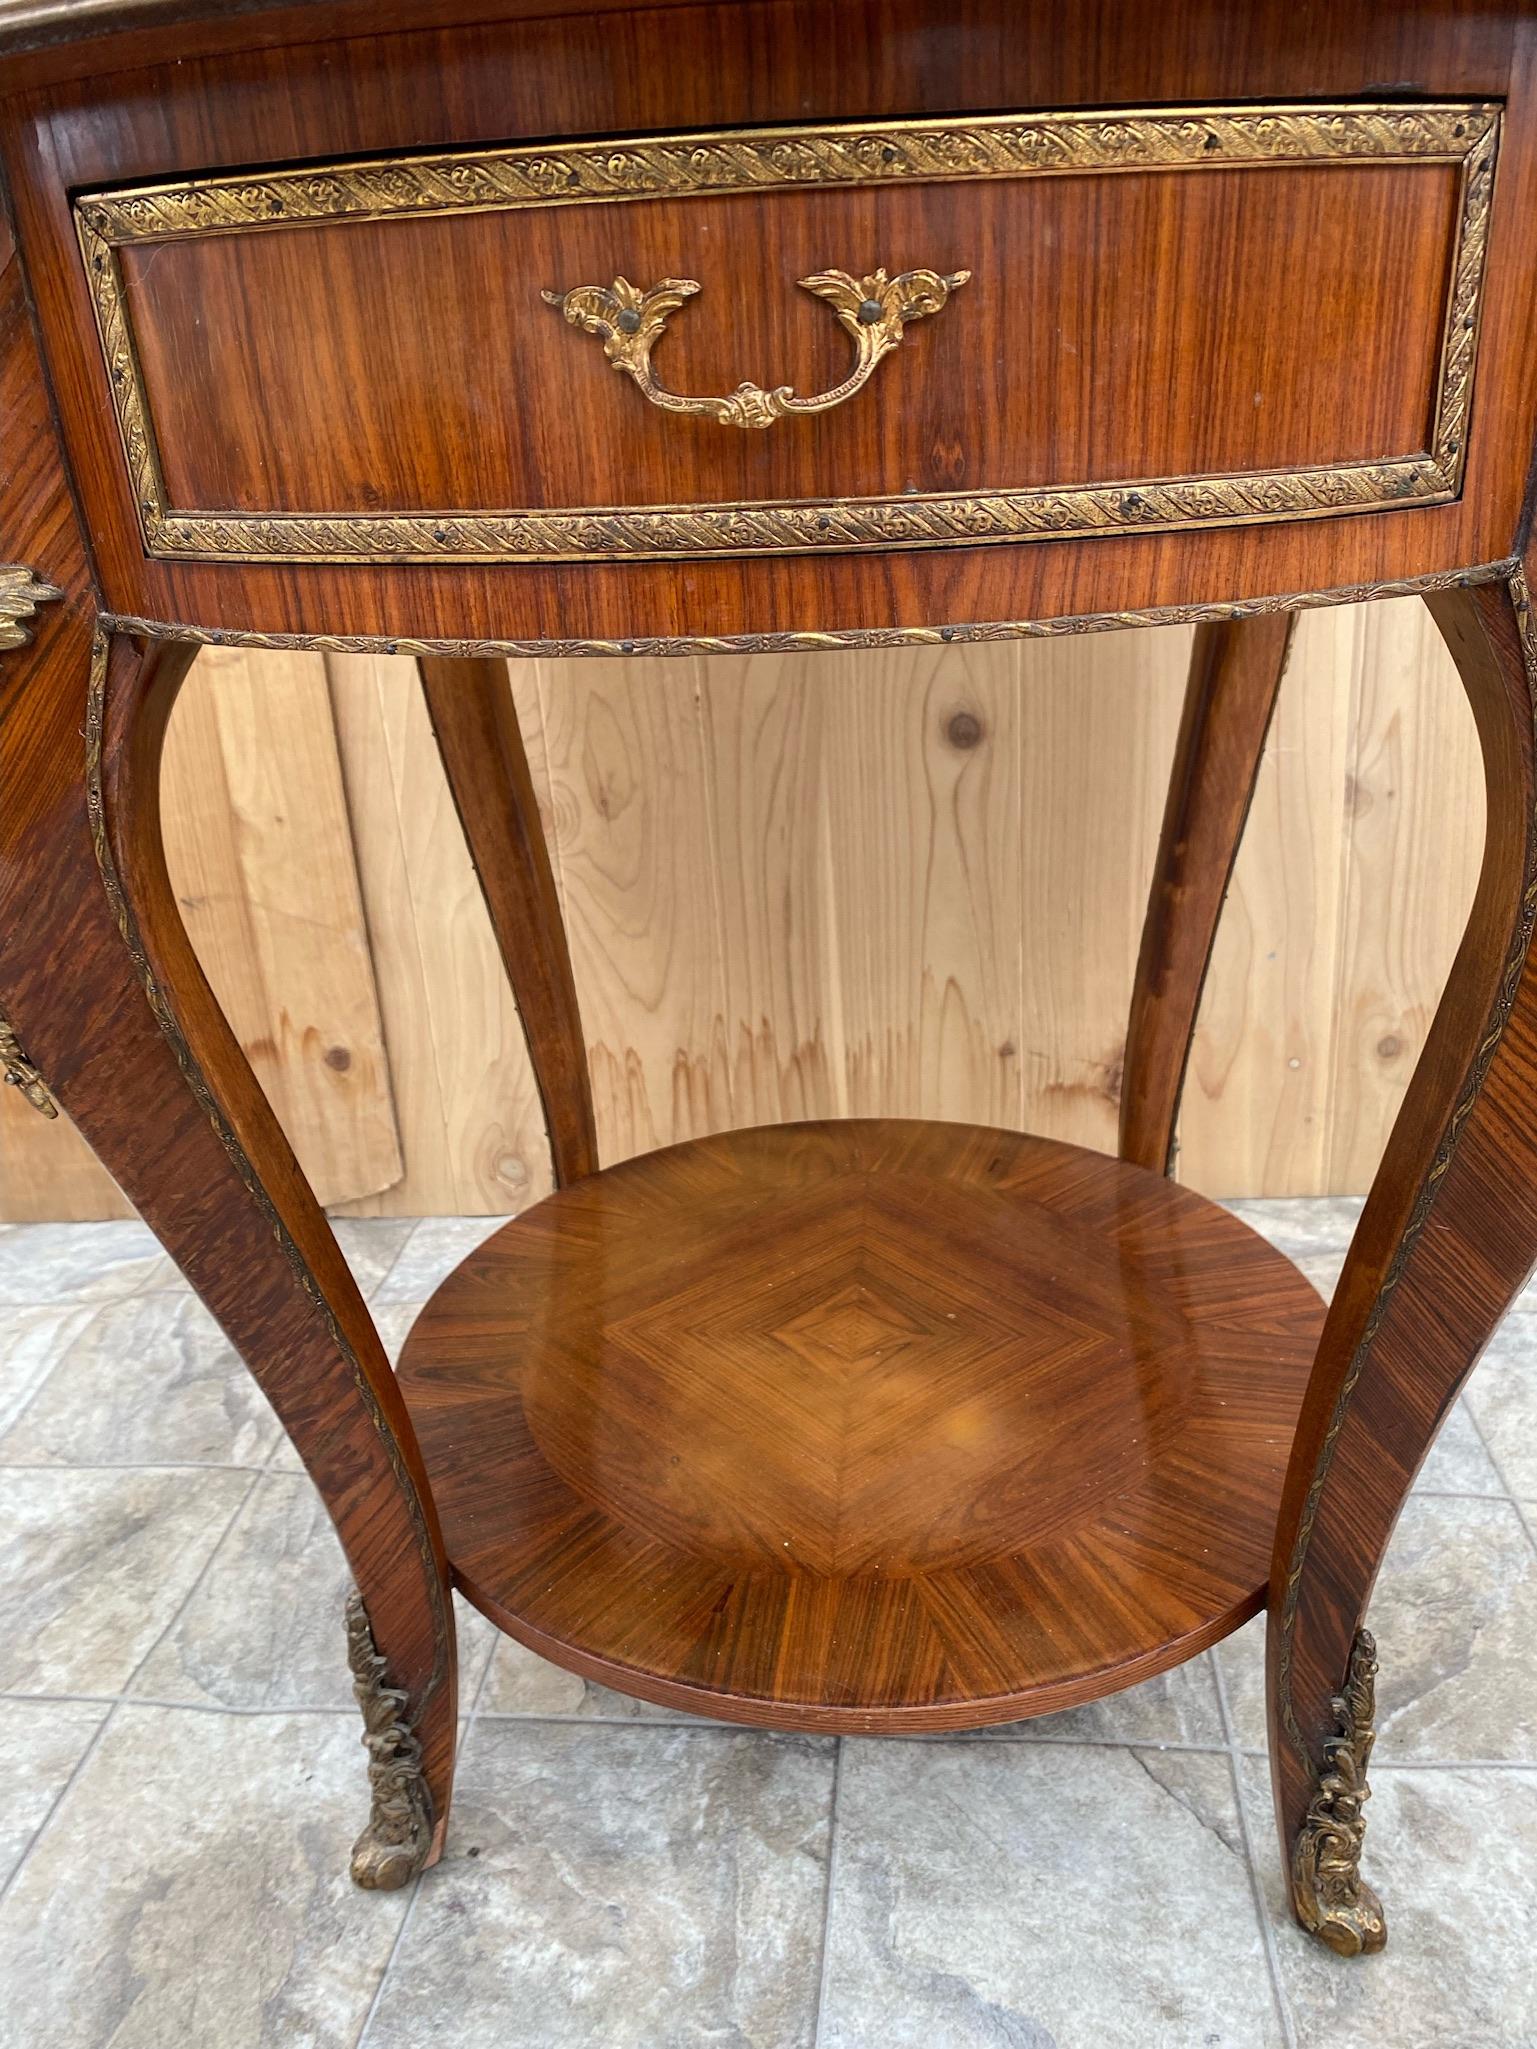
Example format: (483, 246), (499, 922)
(3, 0), (1536, 1960)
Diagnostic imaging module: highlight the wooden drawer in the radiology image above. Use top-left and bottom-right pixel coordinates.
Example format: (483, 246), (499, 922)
(77, 100), (1498, 565)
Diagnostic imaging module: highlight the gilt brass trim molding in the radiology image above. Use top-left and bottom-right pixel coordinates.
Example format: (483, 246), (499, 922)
(1291, 1629), (1386, 1956)
(1273, 563), (1537, 1782)
(75, 101), (1498, 564)
(543, 267), (969, 430)
(101, 560), (1517, 662)
(0, 564), (63, 653)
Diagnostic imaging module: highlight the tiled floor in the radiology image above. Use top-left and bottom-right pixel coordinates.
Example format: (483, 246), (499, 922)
(0, 1198), (1533, 2048)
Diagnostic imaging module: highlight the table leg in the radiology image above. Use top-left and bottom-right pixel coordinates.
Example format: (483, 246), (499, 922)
(1120, 612), (1295, 1175)
(1269, 566), (1537, 1953)
(416, 654), (597, 1185)
(0, 224), (457, 1881)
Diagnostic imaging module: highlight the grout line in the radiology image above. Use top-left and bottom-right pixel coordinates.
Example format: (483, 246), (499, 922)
(1459, 1400), (1537, 1557)
(1211, 1650), (1298, 2049)
(0, 1298), (109, 1447)
(810, 1738), (846, 2049)
(0, 1692), (1274, 1754)
(0, 1458), (282, 1474)
(467, 1712), (1233, 1751)
(352, 1855), (425, 2049)
(0, 1697), (121, 1911)
(360, 1220), (426, 1308)
(1235, 1750), (1537, 1771)
(358, 1597), (505, 2047)
(117, 1468), (263, 1700)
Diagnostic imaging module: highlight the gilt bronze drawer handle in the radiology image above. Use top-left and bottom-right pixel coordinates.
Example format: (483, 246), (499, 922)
(541, 266), (969, 430)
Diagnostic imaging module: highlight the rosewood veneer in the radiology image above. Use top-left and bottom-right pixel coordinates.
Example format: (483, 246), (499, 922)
(3, 0), (1536, 1962)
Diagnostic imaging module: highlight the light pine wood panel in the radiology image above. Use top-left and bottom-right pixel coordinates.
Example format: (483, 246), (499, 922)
(0, 644), (401, 1221)
(325, 652), (553, 1217)
(1015, 627), (1190, 1154)
(2, 607), (1488, 1219)
(696, 653), (845, 1128)
(527, 655), (730, 1164)
(160, 646), (402, 1209)
(0, 1090), (134, 1222)
(1320, 600), (1483, 1192)
(1179, 606), (1356, 1197)
(827, 643), (1025, 1129)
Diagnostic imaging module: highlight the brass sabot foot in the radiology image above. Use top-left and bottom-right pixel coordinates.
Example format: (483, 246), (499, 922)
(344, 1590), (432, 1891)
(1291, 1627), (1387, 1956)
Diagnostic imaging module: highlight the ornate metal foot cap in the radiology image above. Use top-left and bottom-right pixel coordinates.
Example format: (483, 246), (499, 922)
(1291, 1628), (1387, 1956)
(345, 1590), (432, 1891)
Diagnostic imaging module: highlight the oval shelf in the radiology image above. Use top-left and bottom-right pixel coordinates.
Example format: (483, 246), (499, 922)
(398, 1119), (1324, 1731)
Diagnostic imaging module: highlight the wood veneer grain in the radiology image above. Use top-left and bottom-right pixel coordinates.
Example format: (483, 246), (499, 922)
(400, 1118), (1324, 1729)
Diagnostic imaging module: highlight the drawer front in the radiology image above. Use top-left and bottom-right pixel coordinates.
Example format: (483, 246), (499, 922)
(77, 101), (1498, 565)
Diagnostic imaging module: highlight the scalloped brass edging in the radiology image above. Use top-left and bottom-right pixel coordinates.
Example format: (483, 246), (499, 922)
(75, 100), (1499, 564)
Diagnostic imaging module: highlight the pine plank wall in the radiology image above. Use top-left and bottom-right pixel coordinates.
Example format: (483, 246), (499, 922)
(0, 596), (1483, 1221)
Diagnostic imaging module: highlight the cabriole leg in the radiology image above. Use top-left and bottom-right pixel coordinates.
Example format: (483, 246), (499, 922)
(87, 627), (459, 1886)
(1269, 567), (1537, 1954)
(0, 221), (455, 1883)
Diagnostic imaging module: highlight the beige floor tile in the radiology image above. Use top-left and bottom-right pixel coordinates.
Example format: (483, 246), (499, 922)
(1295, 1250), (1347, 1301)
(133, 1469), (497, 1709)
(821, 1740), (1281, 2049)
(0, 1221), (164, 1306)
(0, 1466), (250, 1694)
(1413, 1398), (1504, 1494)
(0, 1303), (94, 1437)
(0, 1704), (410, 2049)
(475, 1633), (714, 1722)
(1216, 1494), (1537, 1759)
(0, 1698), (107, 1886)
(364, 1720), (833, 2049)
(1464, 1315), (1537, 1499)
(331, 1217), (419, 1298)
(1238, 1755), (1537, 2049)
(0, 1292), (281, 1468)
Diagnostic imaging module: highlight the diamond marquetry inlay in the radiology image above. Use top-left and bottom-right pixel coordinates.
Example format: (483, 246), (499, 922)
(402, 1120), (1324, 1728)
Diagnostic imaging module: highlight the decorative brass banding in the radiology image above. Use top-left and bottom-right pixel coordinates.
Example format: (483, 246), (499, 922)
(74, 100), (1499, 564)
(1292, 1628), (1386, 1956)
(100, 560), (1518, 663)
(542, 267), (969, 429)
(0, 564), (63, 654)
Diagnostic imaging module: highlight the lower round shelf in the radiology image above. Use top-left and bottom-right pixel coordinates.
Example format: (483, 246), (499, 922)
(398, 1119), (1324, 1731)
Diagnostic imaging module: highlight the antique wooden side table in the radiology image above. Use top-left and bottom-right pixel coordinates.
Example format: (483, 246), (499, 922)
(3, 0), (1535, 1962)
